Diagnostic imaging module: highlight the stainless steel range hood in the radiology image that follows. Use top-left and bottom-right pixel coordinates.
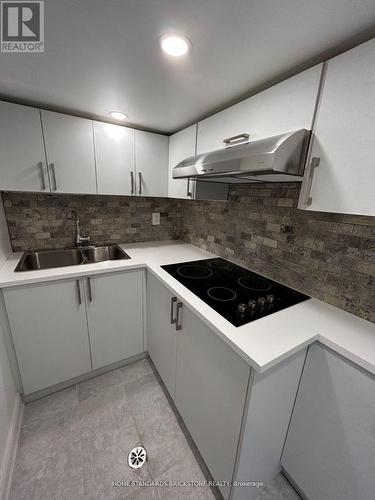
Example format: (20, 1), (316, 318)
(173, 129), (310, 183)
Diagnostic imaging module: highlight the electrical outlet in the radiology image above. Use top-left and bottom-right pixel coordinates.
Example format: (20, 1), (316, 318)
(152, 212), (160, 225)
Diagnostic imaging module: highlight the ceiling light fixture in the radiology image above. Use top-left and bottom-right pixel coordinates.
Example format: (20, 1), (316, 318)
(159, 33), (192, 57)
(109, 111), (128, 121)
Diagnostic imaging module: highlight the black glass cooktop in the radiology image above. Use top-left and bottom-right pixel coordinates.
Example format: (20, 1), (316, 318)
(162, 258), (309, 327)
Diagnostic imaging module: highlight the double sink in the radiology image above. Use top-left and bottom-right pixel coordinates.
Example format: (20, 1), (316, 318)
(15, 244), (130, 272)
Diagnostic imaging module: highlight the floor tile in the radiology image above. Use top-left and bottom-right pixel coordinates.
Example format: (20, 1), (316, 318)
(11, 405), (82, 500)
(125, 373), (191, 478)
(119, 358), (154, 385)
(10, 360), (211, 500)
(255, 474), (301, 500)
(22, 386), (77, 436)
(156, 453), (215, 499)
(77, 367), (124, 402)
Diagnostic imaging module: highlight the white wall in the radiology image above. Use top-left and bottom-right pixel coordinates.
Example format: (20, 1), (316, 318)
(0, 198), (18, 497)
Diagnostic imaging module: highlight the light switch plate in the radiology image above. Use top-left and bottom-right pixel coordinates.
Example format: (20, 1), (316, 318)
(152, 212), (160, 225)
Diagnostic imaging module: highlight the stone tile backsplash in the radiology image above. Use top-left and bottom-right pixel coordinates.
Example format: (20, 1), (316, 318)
(179, 183), (375, 324)
(2, 184), (374, 323)
(2, 192), (181, 250)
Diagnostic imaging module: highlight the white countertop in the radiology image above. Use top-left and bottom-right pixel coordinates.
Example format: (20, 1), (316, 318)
(1, 240), (374, 375)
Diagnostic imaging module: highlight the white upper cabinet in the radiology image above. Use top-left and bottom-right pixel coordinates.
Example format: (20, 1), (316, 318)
(168, 124), (197, 199)
(135, 130), (168, 197)
(299, 39), (375, 216)
(41, 110), (97, 194)
(93, 122), (135, 196)
(0, 101), (49, 192)
(197, 64), (323, 154)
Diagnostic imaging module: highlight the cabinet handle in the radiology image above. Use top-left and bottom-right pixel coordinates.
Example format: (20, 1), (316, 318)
(49, 163), (57, 191)
(170, 296), (177, 324)
(304, 156), (320, 206)
(130, 171), (135, 195)
(39, 162), (47, 190)
(187, 178), (192, 197)
(76, 280), (82, 305)
(87, 277), (93, 302)
(138, 172), (142, 195)
(176, 301), (183, 331)
(223, 133), (249, 146)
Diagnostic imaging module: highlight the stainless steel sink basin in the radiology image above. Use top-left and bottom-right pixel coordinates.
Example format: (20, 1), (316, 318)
(15, 244), (131, 272)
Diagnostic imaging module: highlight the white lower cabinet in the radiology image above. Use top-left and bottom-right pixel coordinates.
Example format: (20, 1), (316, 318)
(146, 272), (178, 397)
(86, 270), (144, 369)
(3, 269), (144, 395)
(3, 278), (92, 394)
(175, 305), (250, 500)
(281, 343), (375, 500)
(146, 272), (250, 500)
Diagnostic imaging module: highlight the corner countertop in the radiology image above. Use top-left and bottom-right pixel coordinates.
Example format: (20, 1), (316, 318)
(0, 240), (374, 376)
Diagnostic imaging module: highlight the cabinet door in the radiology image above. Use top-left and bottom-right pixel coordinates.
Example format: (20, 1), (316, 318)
(175, 305), (250, 499)
(282, 344), (375, 500)
(3, 279), (91, 394)
(135, 130), (168, 197)
(168, 125), (196, 199)
(146, 272), (178, 397)
(93, 122), (135, 195)
(197, 64), (322, 154)
(0, 101), (49, 192)
(300, 39), (375, 216)
(86, 270), (144, 369)
(41, 110), (97, 194)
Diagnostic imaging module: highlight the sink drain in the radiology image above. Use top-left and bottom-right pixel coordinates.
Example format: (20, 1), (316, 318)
(128, 446), (147, 469)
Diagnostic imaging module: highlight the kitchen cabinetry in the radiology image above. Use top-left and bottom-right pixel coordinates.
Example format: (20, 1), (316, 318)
(3, 269), (144, 395)
(281, 343), (375, 500)
(299, 39), (375, 216)
(40, 110), (97, 194)
(175, 304), (250, 499)
(86, 270), (144, 369)
(196, 64), (323, 155)
(135, 130), (168, 197)
(0, 101), (48, 192)
(146, 272), (250, 500)
(168, 124), (197, 199)
(3, 278), (91, 394)
(93, 122), (135, 196)
(146, 272), (178, 397)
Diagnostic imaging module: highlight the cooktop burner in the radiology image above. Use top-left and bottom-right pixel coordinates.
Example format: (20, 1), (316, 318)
(238, 276), (272, 291)
(177, 265), (213, 279)
(162, 258), (309, 327)
(207, 286), (237, 302)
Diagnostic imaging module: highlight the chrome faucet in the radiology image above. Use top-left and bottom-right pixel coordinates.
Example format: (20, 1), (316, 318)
(66, 210), (91, 247)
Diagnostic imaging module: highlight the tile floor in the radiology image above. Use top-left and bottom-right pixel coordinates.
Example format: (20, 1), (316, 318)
(10, 358), (300, 500)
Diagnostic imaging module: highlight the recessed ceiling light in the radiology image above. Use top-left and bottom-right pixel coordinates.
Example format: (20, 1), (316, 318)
(159, 33), (192, 57)
(109, 111), (128, 121)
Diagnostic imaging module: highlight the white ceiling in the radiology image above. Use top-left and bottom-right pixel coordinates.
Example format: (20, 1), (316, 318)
(1, 0), (375, 134)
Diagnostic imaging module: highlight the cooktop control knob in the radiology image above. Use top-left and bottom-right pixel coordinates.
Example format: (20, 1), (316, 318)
(258, 297), (266, 307)
(237, 303), (248, 316)
(266, 294), (275, 304)
(248, 299), (257, 312)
